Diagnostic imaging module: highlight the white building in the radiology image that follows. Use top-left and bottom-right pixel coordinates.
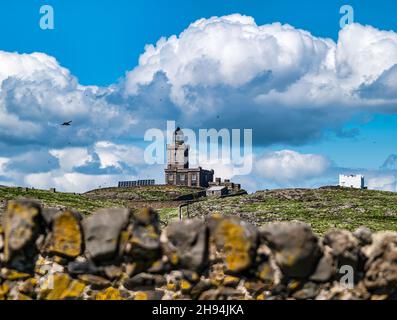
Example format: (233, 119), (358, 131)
(206, 186), (228, 197)
(339, 174), (365, 189)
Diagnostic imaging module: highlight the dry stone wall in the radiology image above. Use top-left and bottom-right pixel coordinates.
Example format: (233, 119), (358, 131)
(0, 199), (397, 300)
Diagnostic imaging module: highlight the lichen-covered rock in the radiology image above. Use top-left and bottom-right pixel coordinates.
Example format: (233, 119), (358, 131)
(34, 255), (64, 277)
(315, 281), (370, 300)
(243, 279), (267, 298)
(2, 199), (397, 300)
(39, 273), (86, 300)
(362, 232), (397, 295)
(49, 210), (83, 259)
(353, 227), (373, 246)
(208, 262), (226, 287)
(291, 282), (319, 300)
(0, 282), (10, 300)
(0, 268), (32, 281)
(4, 276), (38, 300)
(190, 279), (213, 300)
(103, 265), (123, 279)
(161, 219), (209, 271)
(67, 258), (99, 275)
(199, 287), (246, 300)
(223, 275), (240, 287)
(95, 287), (125, 300)
(133, 290), (164, 300)
(255, 242), (281, 287)
(83, 208), (130, 261)
(123, 272), (166, 291)
(209, 215), (258, 273)
(123, 208), (162, 265)
(309, 246), (335, 282)
(16, 277), (38, 298)
(78, 274), (111, 290)
(132, 207), (160, 228)
(261, 222), (322, 278)
(41, 207), (61, 226)
(323, 229), (361, 274)
(3, 200), (44, 272)
(163, 270), (200, 298)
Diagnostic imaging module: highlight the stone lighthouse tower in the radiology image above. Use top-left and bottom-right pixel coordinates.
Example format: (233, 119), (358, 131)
(166, 127), (189, 169)
(164, 127), (214, 187)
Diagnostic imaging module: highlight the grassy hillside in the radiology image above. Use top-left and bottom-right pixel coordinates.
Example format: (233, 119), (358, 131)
(0, 186), (124, 215)
(2, 186), (397, 234)
(0, 185), (199, 217)
(189, 188), (397, 234)
(84, 185), (202, 201)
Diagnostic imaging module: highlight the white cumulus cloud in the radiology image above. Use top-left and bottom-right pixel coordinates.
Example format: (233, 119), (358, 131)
(367, 175), (397, 192)
(254, 150), (331, 185)
(123, 16), (397, 146)
(2, 15), (397, 191)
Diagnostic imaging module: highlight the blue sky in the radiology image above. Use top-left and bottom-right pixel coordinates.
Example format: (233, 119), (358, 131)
(1, 0), (397, 192)
(2, 0), (397, 85)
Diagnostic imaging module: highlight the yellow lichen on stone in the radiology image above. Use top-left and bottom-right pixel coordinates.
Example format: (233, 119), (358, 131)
(215, 219), (252, 273)
(50, 211), (82, 258)
(136, 208), (151, 224)
(40, 273), (85, 300)
(256, 293), (266, 300)
(4, 201), (40, 261)
(258, 264), (271, 280)
(167, 282), (177, 291)
(211, 212), (223, 220)
(0, 283), (10, 300)
(170, 253), (179, 265)
(134, 291), (148, 300)
(53, 255), (67, 264)
(19, 277), (38, 296)
(180, 280), (191, 293)
(371, 294), (388, 300)
(1, 269), (31, 281)
(95, 287), (124, 300)
(62, 280), (86, 299)
(17, 293), (33, 300)
(288, 280), (300, 291)
(34, 256), (50, 275)
(223, 275), (240, 287)
(280, 249), (302, 268)
(209, 268), (224, 287)
(257, 263), (275, 283)
(150, 260), (162, 270)
(119, 230), (131, 253)
(190, 272), (199, 282)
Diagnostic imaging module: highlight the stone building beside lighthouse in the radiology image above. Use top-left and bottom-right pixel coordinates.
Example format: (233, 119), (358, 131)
(165, 127), (214, 188)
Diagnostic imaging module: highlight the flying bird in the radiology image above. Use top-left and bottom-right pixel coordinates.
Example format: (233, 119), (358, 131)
(61, 121), (72, 126)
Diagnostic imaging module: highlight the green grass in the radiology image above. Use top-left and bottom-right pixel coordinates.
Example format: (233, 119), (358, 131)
(188, 188), (397, 234)
(84, 185), (202, 201)
(0, 187), (124, 215)
(0, 185), (200, 218)
(157, 207), (180, 222)
(3, 186), (397, 234)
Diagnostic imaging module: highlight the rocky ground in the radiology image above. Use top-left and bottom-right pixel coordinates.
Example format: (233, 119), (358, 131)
(1, 199), (397, 300)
